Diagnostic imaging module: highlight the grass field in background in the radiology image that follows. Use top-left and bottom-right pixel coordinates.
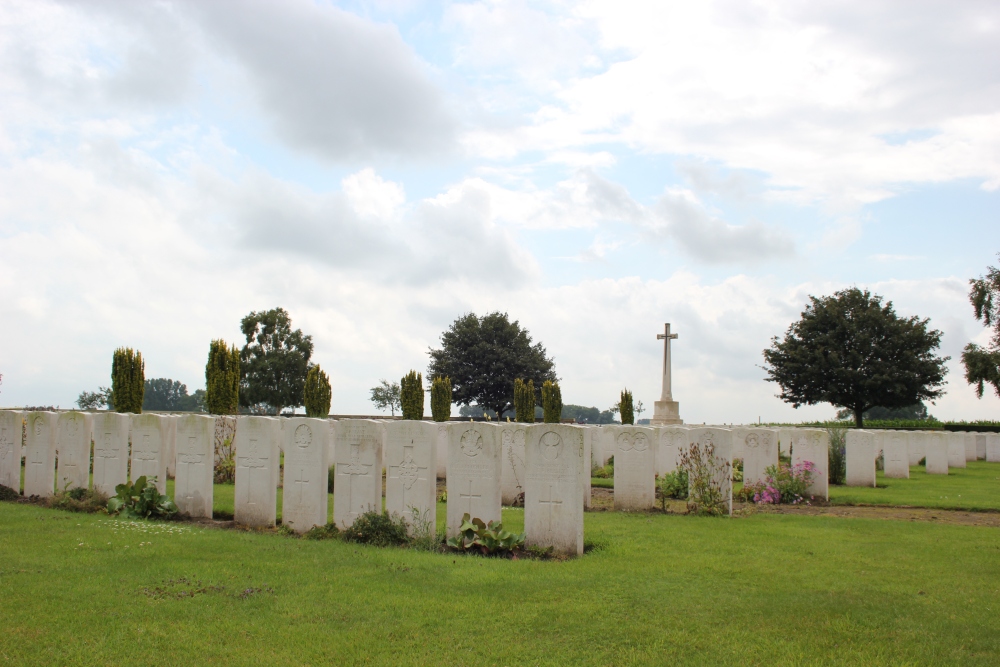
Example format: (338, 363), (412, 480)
(828, 461), (1000, 511)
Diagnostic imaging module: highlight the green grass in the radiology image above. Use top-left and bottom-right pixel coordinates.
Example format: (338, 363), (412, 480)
(2, 500), (1000, 665)
(829, 461), (1000, 511)
(590, 477), (613, 488)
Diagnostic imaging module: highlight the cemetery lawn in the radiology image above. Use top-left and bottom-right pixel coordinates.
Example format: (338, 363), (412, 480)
(3, 502), (1000, 665)
(828, 461), (1000, 511)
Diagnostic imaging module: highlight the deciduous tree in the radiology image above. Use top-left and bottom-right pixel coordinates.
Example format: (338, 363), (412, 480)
(962, 254), (1000, 400)
(239, 308), (313, 415)
(370, 379), (401, 416)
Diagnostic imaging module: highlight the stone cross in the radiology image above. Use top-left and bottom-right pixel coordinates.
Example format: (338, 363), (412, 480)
(656, 323), (678, 401)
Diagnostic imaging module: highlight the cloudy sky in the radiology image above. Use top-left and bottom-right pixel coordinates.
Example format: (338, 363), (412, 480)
(1, 0), (998, 422)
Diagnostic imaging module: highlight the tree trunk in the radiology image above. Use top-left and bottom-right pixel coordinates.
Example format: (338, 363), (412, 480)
(854, 406), (864, 429)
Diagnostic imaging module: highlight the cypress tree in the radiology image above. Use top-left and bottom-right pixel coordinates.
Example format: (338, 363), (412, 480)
(541, 380), (562, 424)
(205, 339), (240, 415)
(111, 347), (144, 414)
(400, 370), (424, 420)
(303, 365), (333, 418)
(431, 376), (452, 422)
(514, 378), (535, 423)
(620, 389), (634, 425)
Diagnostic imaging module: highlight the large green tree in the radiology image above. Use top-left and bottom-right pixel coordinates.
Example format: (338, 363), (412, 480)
(205, 339), (240, 415)
(962, 254), (1000, 400)
(239, 308), (314, 416)
(763, 288), (948, 428)
(111, 348), (144, 414)
(428, 312), (556, 418)
(143, 378), (204, 412)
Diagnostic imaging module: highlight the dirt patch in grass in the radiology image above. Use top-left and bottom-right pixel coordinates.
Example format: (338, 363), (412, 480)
(755, 503), (1000, 527)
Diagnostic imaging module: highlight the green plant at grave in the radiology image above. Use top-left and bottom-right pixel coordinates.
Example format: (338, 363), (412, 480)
(619, 389), (634, 425)
(48, 484), (108, 513)
(592, 457), (614, 479)
(400, 370), (424, 420)
(107, 476), (177, 519)
(828, 427), (847, 485)
(446, 513), (525, 557)
(205, 340), (240, 415)
(430, 376), (452, 422)
(407, 507), (440, 551)
(111, 347), (145, 413)
(677, 442), (730, 516)
(0, 483), (20, 501)
(657, 469), (689, 508)
(732, 458), (744, 483)
(541, 380), (562, 424)
(514, 378), (535, 423)
(340, 510), (410, 547)
(303, 365), (333, 418)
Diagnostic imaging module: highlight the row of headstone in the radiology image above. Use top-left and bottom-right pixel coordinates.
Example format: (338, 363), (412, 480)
(844, 429), (1000, 484)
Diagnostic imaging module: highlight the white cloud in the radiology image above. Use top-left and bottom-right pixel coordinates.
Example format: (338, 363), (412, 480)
(341, 168), (406, 220)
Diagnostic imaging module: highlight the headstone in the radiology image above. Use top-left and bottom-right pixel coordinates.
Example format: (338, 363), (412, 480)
(174, 414), (215, 519)
(435, 423), (449, 478)
(947, 432), (967, 469)
(384, 420), (436, 534)
(882, 430), (909, 478)
(164, 415), (177, 478)
(524, 424), (585, 555)
(56, 411), (92, 491)
(24, 412), (57, 497)
(498, 421), (527, 505)
(845, 430), (876, 487)
(333, 419), (383, 529)
(986, 433), (1000, 463)
(582, 429), (591, 509)
(964, 433), (976, 462)
(591, 426), (613, 467)
(685, 427), (733, 515)
(234, 416), (280, 527)
(657, 427), (687, 477)
(976, 433), (987, 460)
(613, 426), (656, 510)
(0, 410), (23, 491)
(91, 412), (130, 495)
(446, 422), (502, 537)
(925, 432), (949, 475)
(130, 414), (168, 493)
(282, 417), (331, 533)
(740, 428), (778, 487)
(778, 428), (792, 457)
(791, 428), (829, 500)
(907, 431), (926, 466)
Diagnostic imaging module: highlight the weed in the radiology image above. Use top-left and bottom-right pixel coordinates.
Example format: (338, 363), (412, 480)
(341, 510), (410, 547)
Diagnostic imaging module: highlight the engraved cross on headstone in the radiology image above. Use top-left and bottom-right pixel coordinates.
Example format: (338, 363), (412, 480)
(656, 323), (679, 401)
(460, 479), (481, 514)
(538, 483), (562, 528)
(239, 439), (268, 507)
(390, 444), (429, 510)
(341, 443), (373, 515)
(293, 468), (310, 507)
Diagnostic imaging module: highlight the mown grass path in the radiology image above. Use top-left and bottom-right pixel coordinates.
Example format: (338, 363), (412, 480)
(1, 499), (999, 666)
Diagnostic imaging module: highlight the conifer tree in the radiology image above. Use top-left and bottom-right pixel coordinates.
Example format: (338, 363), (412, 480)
(431, 376), (452, 422)
(542, 380), (562, 424)
(205, 339), (240, 415)
(400, 370), (424, 420)
(514, 378), (535, 423)
(619, 389), (634, 425)
(303, 365), (332, 418)
(111, 347), (144, 413)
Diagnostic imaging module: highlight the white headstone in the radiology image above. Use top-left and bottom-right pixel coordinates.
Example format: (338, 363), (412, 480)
(164, 415), (177, 479)
(657, 427), (687, 477)
(591, 426), (613, 467)
(778, 428), (792, 457)
(791, 428), (829, 500)
(613, 426), (656, 511)
(498, 422), (527, 505)
(174, 414), (215, 518)
(384, 420), (437, 534)
(925, 431), (949, 475)
(333, 419), (383, 529)
(975, 433), (987, 460)
(282, 417), (331, 533)
(446, 422), (502, 537)
(130, 414), (168, 493)
(845, 430), (876, 487)
(986, 433), (1000, 463)
(964, 433), (976, 462)
(740, 428), (778, 487)
(582, 428), (591, 509)
(234, 416), (280, 527)
(434, 423), (449, 479)
(24, 412), (57, 497)
(882, 430), (909, 479)
(524, 424), (585, 555)
(906, 431), (925, 466)
(0, 411), (23, 492)
(946, 432), (967, 469)
(91, 412), (130, 495)
(56, 411), (92, 492)
(685, 427), (733, 515)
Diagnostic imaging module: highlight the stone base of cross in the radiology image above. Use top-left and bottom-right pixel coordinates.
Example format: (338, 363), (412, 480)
(649, 399), (683, 426)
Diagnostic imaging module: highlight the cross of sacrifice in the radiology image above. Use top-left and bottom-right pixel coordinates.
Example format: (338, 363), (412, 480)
(656, 323), (679, 402)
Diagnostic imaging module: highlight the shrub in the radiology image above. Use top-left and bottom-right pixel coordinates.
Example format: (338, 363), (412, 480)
(731, 458), (744, 483)
(407, 507), (440, 551)
(340, 510), (410, 547)
(541, 381), (562, 424)
(592, 461), (614, 479)
(304, 365), (332, 418)
(827, 427), (847, 485)
(303, 523), (340, 540)
(107, 476), (177, 519)
(213, 417), (237, 484)
(205, 340), (240, 415)
(49, 485), (108, 513)
(430, 376), (452, 422)
(514, 378), (535, 423)
(749, 461), (816, 505)
(400, 370), (424, 420)
(677, 442), (731, 516)
(657, 469), (689, 508)
(0, 483), (19, 501)
(446, 513), (525, 557)
(111, 347), (144, 413)
(619, 389), (634, 425)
